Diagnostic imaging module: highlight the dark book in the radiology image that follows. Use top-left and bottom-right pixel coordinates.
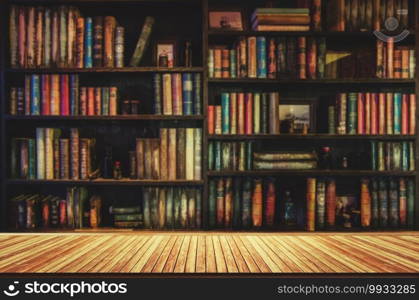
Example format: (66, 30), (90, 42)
(130, 16), (154, 66)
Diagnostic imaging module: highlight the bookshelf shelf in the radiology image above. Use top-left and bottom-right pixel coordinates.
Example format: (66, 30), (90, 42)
(208, 78), (416, 84)
(6, 67), (205, 73)
(6, 179), (204, 186)
(5, 115), (205, 121)
(207, 170), (417, 177)
(208, 134), (416, 141)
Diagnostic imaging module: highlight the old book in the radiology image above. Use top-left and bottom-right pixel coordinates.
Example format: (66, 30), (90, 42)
(70, 128), (79, 179)
(182, 73), (193, 115)
(357, 93), (364, 134)
(114, 26), (124, 68)
(327, 0), (345, 31)
(242, 179), (252, 228)
(237, 93), (245, 134)
(187, 189), (196, 229)
(84, 17), (93, 68)
(66, 8), (76, 67)
(75, 17), (84, 68)
(215, 106), (222, 134)
(233, 178), (241, 228)
(70, 74), (79, 115)
(18, 7), (26, 67)
(185, 128), (195, 180)
(94, 87), (101, 115)
(35, 128), (45, 179)
(245, 93), (253, 134)
(401, 94), (408, 134)
(389, 179), (398, 227)
(165, 188), (174, 228)
(264, 179), (276, 227)
(360, 178), (371, 228)
(208, 105), (215, 134)
(93, 16), (103, 67)
(256, 37), (267, 78)
(50, 75), (60, 115)
(142, 188), (151, 228)
(30, 75), (40, 115)
(151, 139), (160, 179)
(53, 137), (60, 179)
(297, 37), (306, 79)
(214, 49), (222, 78)
(216, 179), (224, 227)
(176, 128), (186, 179)
(326, 179), (336, 227)
(316, 180), (326, 229)
(162, 74), (173, 115)
(306, 178), (316, 231)
(179, 189), (188, 228)
(208, 49), (214, 78)
(193, 73), (201, 115)
(248, 37), (257, 78)
(172, 73), (182, 115)
(230, 93), (237, 134)
(159, 129), (168, 180)
(221, 93), (230, 134)
(35, 10), (45, 66)
(194, 129), (202, 180)
(269, 92), (280, 134)
(378, 179), (388, 227)
(26, 7), (36, 68)
(9, 6), (18, 68)
(41, 75), (51, 115)
(60, 74), (70, 115)
(307, 38), (317, 79)
(407, 179), (414, 227)
(409, 94), (416, 135)
(103, 16), (116, 67)
(168, 128), (177, 180)
(143, 139), (152, 179)
(153, 74), (162, 114)
(129, 16), (154, 66)
(221, 49), (229, 78)
(253, 93), (261, 134)
(44, 128), (54, 180)
(208, 180), (216, 228)
(347, 93), (357, 134)
(158, 188), (166, 229)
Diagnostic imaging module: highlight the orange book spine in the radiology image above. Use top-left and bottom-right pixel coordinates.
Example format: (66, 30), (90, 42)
(94, 87), (101, 115)
(357, 93), (364, 134)
(87, 87), (95, 116)
(252, 179), (263, 228)
(75, 17), (84, 68)
(401, 94), (408, 135)
(248, 37), (257, 78)
(360, 178), (371, 228)
(50, 74), (60, 115)
(103, 16), (116, 67)
(224, 178), (233, 228)
(214, 49), (222, 78)
(237, 93), (245, 134)
(221, 49), (230, 78)
(214, 106), (222, 135)
(370, 93), (378, 135)
(208, 105), (215, 134)
(393, 49), (402, 78)
(109, 87), (117, 115)
(409, 94), (416, 135)
(365, 93), (371, 134)
(326, 179), (336, 227)
(245, 93), (253, 134)
(386, 38), (394, 78)
(41, 74), (50, 115)
(297, 37), (306, 79)
(378, 93), (386, 134)
(79, 87), (87, 115)
(306, 178), (316, 231)
(264, 180), (276, 227)
(401, 49), (409, 79)
(386, 93), (393, 134)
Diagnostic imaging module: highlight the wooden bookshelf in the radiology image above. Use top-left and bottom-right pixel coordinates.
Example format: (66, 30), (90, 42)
(0, 0), (418, 232)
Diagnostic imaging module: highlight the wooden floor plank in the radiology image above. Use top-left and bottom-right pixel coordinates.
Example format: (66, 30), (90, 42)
(0, 233), (418, 273)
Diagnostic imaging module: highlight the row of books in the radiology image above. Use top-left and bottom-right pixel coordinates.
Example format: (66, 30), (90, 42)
(153, 73), (202, 115)
(208, 178), (282, 228)
(10, 74), (118, 116)
(376, 40), (416, 79)
(306, 177), (415, 231)
(208, 141), (253, 171)
(11, 128), (96, 180)
(327, 0), (411, 32)
(10, 6), (125, 68)
(208, 37), (326, 79)
(330, 92), (416, 135)
(208, 92), (281, 135)
(370, 141), (415, 171)
(133, 128), (202, 180)
(9, 187), (102, 229)
(251, 7), (318, 32)
(253, 151), (318, 170)
(142, 188), (201, 229)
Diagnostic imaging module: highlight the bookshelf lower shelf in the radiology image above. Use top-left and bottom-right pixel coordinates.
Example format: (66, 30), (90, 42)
(6, 179), (204, 186)
(207, 170), (416, 177)
(208, 134), (416, 140)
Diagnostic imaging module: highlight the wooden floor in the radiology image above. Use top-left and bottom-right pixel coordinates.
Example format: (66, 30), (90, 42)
(0, 232), (418, 273)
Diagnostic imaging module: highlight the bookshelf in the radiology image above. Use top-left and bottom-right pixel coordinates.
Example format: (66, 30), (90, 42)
(0, 0), (418, 232)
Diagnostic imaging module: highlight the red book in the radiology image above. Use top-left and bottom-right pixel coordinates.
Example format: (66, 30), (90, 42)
(386, 38), (394, 78)
(357, 93), (364, 134)
(172, 73), (182, 115)
(221, 49), (230, 78)
(267, 38), (276, 79)
(307, 38), (317, 79)
(87, 87), (95, 116)
(393, 49), (402, 78)
(60, 75), (69, 116)
(378, 93), (386, 134)
(237, 93), (245, 134)
(245, 93), (253, 134)
(208, 105), (215, 134)
(264, 180), (276, 227)
(80, 87), (87, 115)
(41, 74), (50, 115)
(365, 93), (371, 134)
(409, 94), (416, 135)
(401, 94), (409, 135)
(326, 179), (336, 227)
(370, 93), (378, 134)
(94, 87), (101, 115)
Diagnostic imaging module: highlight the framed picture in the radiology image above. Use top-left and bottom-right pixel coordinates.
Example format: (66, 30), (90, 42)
(279, 99), (316, 133)
(154, 40), (177, 68)
(209, 9), (245, 31)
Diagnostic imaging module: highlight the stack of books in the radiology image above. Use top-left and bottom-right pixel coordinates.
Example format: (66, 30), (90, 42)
(142, 187), (201, 229)
(253, 151), (318, 170)
(11, 128), (96, 180)
(9, 5), (125, 68)
(251, 8), (311, 31)
(112, 206), (142, 228)
(134, 128), (202, 180)
(330, 92), (416, 135)
(9, 74), (118, 116)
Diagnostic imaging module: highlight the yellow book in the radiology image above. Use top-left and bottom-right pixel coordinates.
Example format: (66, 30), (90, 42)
(162, 74), (172, 115)
(185, 128), (195, 180)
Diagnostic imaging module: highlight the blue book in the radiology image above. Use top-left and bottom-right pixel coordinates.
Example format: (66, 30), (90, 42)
(215, 141), (221, 171)
(153, 73), (162, 114)
(393, 93), (402, 134)
(84, 17), (93, 68)
(182, 73), (193, 115)
(30, 75), (40, 115)
(256, 37), (267, 78)
(70, 75), (79, 115)
(193, 73), (201, 115)
(347, 93), (357, 134)
(221, 93), (230, 134)
(402, 141), (409, 171)
(102, 87), (110, 115)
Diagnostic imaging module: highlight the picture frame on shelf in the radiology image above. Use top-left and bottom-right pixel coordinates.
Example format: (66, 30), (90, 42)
(208, 9), (246, 31)
(154, 39), (177, 68)
(279, 98), (317, 134)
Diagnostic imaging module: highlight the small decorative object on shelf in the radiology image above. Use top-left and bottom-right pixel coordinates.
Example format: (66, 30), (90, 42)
(113, 161), (123, 180)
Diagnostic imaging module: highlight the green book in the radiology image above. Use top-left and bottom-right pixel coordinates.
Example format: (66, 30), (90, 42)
(208, 141), (214, 170)
(113, 206), (141, 214)
(407, 179), (415, 228)
(142, 188), (151, 228)
(180, 188), (188, 228)
(166, 187), (174, 228)
(215, 141), (221, 171)
(28, 138), (36, 179)
(114, 214), (143, 222)
(392, 143), (401, 171)
(208, 180), (216, 228)
(328, 106), (335, 134)
(402, 142), (409, 171)
(246, 142), (253, 170)
(347, 93), (357, 134)
(221, 142), (231, 170)
(230, 50), (237, 78)
(129, 16), (154, 67)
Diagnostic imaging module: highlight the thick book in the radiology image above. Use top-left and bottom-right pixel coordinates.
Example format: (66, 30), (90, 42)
(93, 16), (103, 67)
(316, 180), (326, 229)
(360, 178), (371, 228)
(306, 178), (316, 231)
(84, 17), (93, 68)
(129, 16), (154, 66)
(264, 179), (276, 227)
(252, 179), (263, 228)
(326, 179), (336, 227)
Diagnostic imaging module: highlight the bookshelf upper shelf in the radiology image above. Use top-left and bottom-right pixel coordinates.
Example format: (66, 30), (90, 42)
(6, 67), (205, 73)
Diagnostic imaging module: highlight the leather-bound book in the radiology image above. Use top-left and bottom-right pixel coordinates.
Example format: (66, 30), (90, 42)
(93, 16), (103, 67)
(176, 128), (186, 179)
(103, 16), (116, 67)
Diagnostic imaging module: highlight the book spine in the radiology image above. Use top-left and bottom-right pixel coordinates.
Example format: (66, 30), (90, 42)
(245, 93), (253, 134)
(312, 0), (322, 31)
(30, 75), (40, 115)
(253, 93), (261, 134)
(317, 38), (326, 78)
(370, 93), (378, 134)
(409, 94), (416, 135)
(393, 93), (402, 134)
(378, 179), (388, 227)
(70, 128), (79, 179)
(50, 75), (60, 115)
(102, 87), (110, 115)
(407, 179), (414, 227)
(193, 73), (201, 115)
(60, 139), (70, 179)
(9, 87), (17, 115)
(251, 179), (263, 228)
(45, 128), (54, 179)
(261, 93), (269, 134)
(378, 93), (386, 134)
(159, 128), (168, 180)
(326, 179), (336, 227)
(18, 7), (26, 67)
(168, 128), (177, 180)
(182, 73), (193, 115)
(297, 37), (306, 79)
(28, 139), (36, 179)
(75, 17), (84, 68)
(242, 179), (252, 228)
(306, 178), (316, 231)
(103, 16), (116, 67)
(208, 49), (214, 78)
(70, 75), (79, 115)
(360, 178), (371, 227)
(348, 93), (357, 134)
(44, 8), (51, 67)
(208, 180), (216, 228)
(269, 92), (280, 134)
(162, 74), (172, 115)
(389, 179), (398, 227)
(216, 179), (224, 227)
(92, 16), (103, 67)
(264, 179), (276, 227)
(248, 37), (257, 78)
(41, 75), (50, 115)
(307, 37), (317, 79)
(9, 6), (18, 68)
(267, 38), (276, 79)
(230, 93), (237, 134)
(401, 94), (408, 135)
(208, 105), (214, 134)
(171, 73), (182, 115)
(365, 93), (371, 134)
(115, 26), (124, 68)
(129, 16), (154, 67)
(84, 17), (93, 68)
(221, 49), (229, 78)
(136, 139), (145, 179)
(387, 38), (394, 78)
(221, 93), (230, 134)
(399, 178), (407, 227)
(66, 8), (75, 67)
(237, 93), (245, 134)
(185, 128), (195, 180)
(214, 49), (222, 78)
(357, 93), (364, 134)
(36, 128), (45, 179)
(27, 7), (35, 68)
(316, 180), (326, 229)
(194, 129), (202, 180)
(233, 178), (241, 228)
(256, 37), (267, 78)
(386, 93), (394, 134)
(224, 178), (233, 228)
(153, 74), (162, 114)
(53, 137), (60, 179)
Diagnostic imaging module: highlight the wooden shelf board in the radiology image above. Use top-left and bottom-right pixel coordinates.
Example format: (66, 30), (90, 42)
(6, 179), (204, 186)
(7, 67), (204, 73)
(207, 170), (416, 176)
(208, 78), (415, 84)
(208, 134), (416, 140)
(208, 30), (416, 37)
(5, 115), (204, 121)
